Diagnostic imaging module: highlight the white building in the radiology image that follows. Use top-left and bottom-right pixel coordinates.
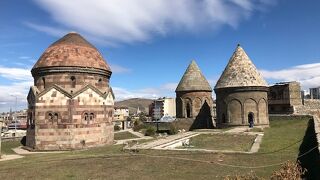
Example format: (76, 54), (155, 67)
(114, 106), (129, 119)
(152, 98), (176, 120)
(114, 106), (130, 130)
(310, 87), (320, 99)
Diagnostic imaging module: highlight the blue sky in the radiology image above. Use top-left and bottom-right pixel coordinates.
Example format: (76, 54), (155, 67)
(0, 0), (320, 112)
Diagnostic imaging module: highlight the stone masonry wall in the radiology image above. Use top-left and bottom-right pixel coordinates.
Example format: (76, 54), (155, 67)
(35, 73), (109, 92)
(295, 99), (320, 115)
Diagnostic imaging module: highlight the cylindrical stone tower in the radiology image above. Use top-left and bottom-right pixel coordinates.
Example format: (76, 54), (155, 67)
(214, 45), (269, 127)
(175, 60), (215, 130)
(26, 32), (115, 150)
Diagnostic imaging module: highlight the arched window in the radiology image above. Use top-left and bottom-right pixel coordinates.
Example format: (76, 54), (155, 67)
(248, 112), (254, 128)
(28, 113), (32, 127)
(89, 113), (94, 121)
(71, 76), (76, 88)
(84, 113), (89, 121)
(48, 112), (53, 123)
(186, 103), (191, 118)
(108, 110), (113, 118)
(42, 77), (46, 89)
(84, 112), (94, 124)
(53, 113), (59, 122)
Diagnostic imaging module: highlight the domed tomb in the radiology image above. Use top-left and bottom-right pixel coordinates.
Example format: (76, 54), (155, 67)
(175, 60), (215, 130)
(26, 32), (115, 150)
(214, 44), (269, 127)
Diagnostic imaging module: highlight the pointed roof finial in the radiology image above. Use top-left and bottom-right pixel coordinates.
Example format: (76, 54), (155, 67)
(215, 45), (267, 89)
(176, 60), (212, 92)
(237, 43), (241, 47)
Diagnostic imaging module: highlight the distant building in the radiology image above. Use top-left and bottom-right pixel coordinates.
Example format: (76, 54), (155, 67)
(0, 110), (27, 129)
(0, 112), (12, 125)
(113, 106), (130, 130)
(310, 87), (320, 99)
(150, 97), (176, 120)
(268, 81), (303, 114)
(215, 45), (269, 127)
(10, 110), (27, 129)
(136, 106), (141, 115)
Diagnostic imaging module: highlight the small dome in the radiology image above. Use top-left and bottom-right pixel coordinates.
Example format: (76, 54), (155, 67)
(32, 32), (111, 72)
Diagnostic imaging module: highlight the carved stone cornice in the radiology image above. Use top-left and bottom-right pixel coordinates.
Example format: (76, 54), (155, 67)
(31, 66), (112, 78)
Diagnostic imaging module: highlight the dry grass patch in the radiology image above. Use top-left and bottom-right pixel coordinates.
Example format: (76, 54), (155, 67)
(114, 131), (139, 140)
(186, 133), (256, 151)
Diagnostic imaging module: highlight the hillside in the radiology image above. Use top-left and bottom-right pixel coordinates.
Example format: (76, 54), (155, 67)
(115, 98), (153, 115)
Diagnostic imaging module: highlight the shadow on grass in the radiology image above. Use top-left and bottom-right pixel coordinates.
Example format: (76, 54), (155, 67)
(298, 118), (320, 179)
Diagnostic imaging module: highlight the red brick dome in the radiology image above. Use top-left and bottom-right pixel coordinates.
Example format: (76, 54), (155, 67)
(32, 32), (111, 72)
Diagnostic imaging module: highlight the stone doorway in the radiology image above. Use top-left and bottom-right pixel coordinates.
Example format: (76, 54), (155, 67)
(248, 112), (254, 128)
(186, 103), (191, 118)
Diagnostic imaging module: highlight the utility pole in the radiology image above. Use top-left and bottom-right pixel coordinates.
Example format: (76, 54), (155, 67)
(11, 95), (17, 137)
(0, 117), (3, 158)
(15, 96), (17, 135)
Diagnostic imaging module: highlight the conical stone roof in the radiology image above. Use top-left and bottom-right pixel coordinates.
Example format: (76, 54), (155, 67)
(215, 45), (267, 89)
(33, 32), (111, 71)
(176, 60), (212, 92)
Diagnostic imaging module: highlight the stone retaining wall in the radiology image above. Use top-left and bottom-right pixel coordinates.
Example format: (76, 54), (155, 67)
(295, 99), (320, 115)
(312, 115), (320, 152)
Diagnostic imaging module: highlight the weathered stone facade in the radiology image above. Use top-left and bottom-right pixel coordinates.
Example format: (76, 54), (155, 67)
(175, 60), (215, 130)
(268, 81), (303, 114)
(26, 32), (114, 150)
(295, 99), (320, 115)
(215, 45), (269, 127)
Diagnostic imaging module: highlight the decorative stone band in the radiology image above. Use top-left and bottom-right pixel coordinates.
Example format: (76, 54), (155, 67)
(175, 89), (213, 93)
(31, 83), (114, 99)
(214, 86), (269, 93)
(31, 66), (112, 78)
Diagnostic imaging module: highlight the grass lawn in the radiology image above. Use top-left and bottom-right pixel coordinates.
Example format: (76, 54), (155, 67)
(114, 131), (139, 140)
(0, 116), (312, 179)
(186, 133), (256, 151)
(1, 140), (21, 154)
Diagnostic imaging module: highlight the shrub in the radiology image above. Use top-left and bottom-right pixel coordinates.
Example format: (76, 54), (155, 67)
(270, 161), (306, 180)
(168, 123), (178, 135)
(114, 125), (121, 131)
(145, 126), (156, 136)
(133, 120), (146, 132)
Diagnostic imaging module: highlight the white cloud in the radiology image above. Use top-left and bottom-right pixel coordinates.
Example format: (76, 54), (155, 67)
(0, 66), (32, 81)
(0, 81), (32, 112)
(113, 87), (158, 100)
(0, 66), (32, 112)
(31, 0), (276, 45)
(110, 64), (131, 74)
(113, 82), (177, 101)
(19, 56), (31, 60)
(260, 62), (320, 90)
(161, 83), (178, 91)
(24, 22), (67, 37)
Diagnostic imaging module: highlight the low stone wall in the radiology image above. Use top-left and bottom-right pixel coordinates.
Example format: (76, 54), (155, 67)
(295, 99), (320, 115)
(293, 99), (320, 152)
(172, 118), (195, 131)
(312, 115), (320, 153)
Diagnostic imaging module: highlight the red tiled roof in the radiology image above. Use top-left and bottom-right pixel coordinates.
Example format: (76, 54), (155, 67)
(33, 32), (111, 72)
